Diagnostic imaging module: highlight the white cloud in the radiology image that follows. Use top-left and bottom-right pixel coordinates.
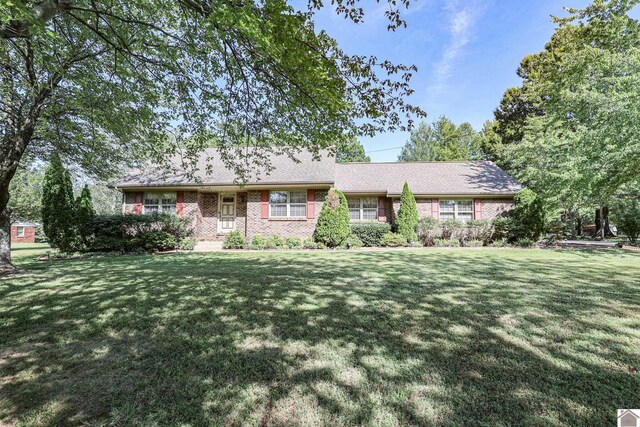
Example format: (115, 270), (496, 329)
(428, 1), (485, 99)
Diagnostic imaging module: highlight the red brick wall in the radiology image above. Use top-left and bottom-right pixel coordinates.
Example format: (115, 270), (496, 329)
(10, 225), (36, 243)
(481, 198), (515, 220)
(246, 190), (328, 239)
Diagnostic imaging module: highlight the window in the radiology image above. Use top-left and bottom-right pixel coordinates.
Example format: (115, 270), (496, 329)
(16, 226), (25, 238)
(144, 192), (177, 214)
(270, 191), (307, 218)
(439, 200), (474, 222)
(348, 197), (378, 221)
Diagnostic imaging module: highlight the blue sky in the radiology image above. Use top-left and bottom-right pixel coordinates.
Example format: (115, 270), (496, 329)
(309, 1), (639, 161)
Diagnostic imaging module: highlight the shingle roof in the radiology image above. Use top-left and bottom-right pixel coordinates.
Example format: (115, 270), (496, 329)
(335, 161), (523, 195)
(111, 148), (336, 187)
(111, 148), (523, 195)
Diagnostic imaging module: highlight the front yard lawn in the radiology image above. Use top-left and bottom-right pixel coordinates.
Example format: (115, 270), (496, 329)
(1, 248), (639, 426)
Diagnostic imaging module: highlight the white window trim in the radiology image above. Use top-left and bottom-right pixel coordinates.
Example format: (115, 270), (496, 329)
(269, 191), (307, 218)
(143, 192), (177, 214)
(16, 226), (25, 237)
(439, 200), (474, 222)
(348, 197), (378, 222)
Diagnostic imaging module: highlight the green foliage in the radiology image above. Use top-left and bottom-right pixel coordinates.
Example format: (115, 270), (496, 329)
(510, 189), (546, 242)
(380, 232), (408, 247)
(489, 239), (510, 247)
(339, 234), (364, 249)
(491, 216), (514, 242)
(398, 116), (482, 162)
(302, 237), (317, 249)
(350, 223), (392, 247)
(417, 217), (439, 246)
(610, 197), (640, 244)
(336, 136), (371, 163)
(514, 238), (536, 248)
(265, 235), (285, 249)
(396, 182), (419, 242)
(440, 219), (465, 241)
(499, 3), (640, 212)
(8, 164), (44, 223)
(464, 240), (485, 247)
(316, 241), (327, 250)
(250, 235), (267, 250)
(314, 188), (351, 247)
(87, 213), (193, 253)
(75, 185), (96, 250)
(41, 154), (76, 252)
(433, 238), (460, 247)
(179, 238), (197, 251)
(465, 220), (493, 242)
(223, 231), (246, 249)
(286, 237), (302, 249)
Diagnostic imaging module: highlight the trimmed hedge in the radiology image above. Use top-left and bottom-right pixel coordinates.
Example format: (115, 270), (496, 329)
(350, 223), (392, 247)
(87, 213), (194, 253)
(223, 231), (245, 249)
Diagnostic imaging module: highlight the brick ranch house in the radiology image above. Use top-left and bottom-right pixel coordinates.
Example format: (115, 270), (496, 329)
(10, 222), (37, 244)
(111, 149), (523, 241)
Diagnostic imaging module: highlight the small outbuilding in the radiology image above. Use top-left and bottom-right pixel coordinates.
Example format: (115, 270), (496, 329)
(10, 222), (37, 244)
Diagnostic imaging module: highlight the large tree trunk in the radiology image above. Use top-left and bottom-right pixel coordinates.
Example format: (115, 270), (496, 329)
(0, 179), (15, 273)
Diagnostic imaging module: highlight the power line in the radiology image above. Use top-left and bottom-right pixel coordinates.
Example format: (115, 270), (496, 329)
(365, 146), (404, 153)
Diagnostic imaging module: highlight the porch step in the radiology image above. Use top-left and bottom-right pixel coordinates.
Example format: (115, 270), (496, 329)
(193, 241), (224, 252)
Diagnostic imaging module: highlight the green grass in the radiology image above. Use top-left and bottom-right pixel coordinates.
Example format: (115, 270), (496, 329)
(1, 248), (639, 426)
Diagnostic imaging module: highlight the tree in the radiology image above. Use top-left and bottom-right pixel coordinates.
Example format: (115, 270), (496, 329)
(396, 182), (418, 242)
(75, 185), (95, 249)
(0, 1), (425, 270)
(336, 137), (370, 163)
(510, 189), (546, 242)
(500, 1), (640, 219)
(41, 154), (76, 252)
(398, 116), (482, 162)
(313, 188), (350, 247)
(610, 196), (640, 244)
(8, 164), (44, 223)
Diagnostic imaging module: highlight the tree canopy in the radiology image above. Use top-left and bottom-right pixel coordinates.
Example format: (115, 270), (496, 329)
(398, 116), (482, 162)
(499, 0), (640, 212)
(0, 0), (424, 269)
(336, 137), (370, 163)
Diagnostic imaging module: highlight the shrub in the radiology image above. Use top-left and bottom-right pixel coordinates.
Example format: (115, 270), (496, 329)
(380, 232), (408, 247)
(223, 230), (245, 249)
(350, 223), (391, 246)
(179, 238), (196, 251)
(491, 216), (514, 242)
(465, 220), (492, 242)
(265, 234), (285, 249)
(250, 235), (267, 250)
(87, 213), (193, 253)
(510, 189), (545, 241)
(75, 185), (96, 250)
(433, 238), (460, 247)
(440, 219), (464, 241)
(286, 237), (302, 249)
(339, 234), (364, 249)
(134, 230), (177, 251)
(489, 239), (510, 247)
(464, 239), (484, 247)
(417, 217), (440, 246)
(302, 237), (317, 249)
(316, 241), (327, 249)
(396, 182), (419, 242)
(313, 188), (351, 247)
(42, 153), (77, 251)
(514, 238), (536, 247)
(610, 197), (640, 244)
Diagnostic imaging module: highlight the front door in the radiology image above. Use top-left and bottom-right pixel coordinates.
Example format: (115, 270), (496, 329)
(219, 194), (236, 232)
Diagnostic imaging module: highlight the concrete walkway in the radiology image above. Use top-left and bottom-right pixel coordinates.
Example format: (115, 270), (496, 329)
(193, 241), (224, 252)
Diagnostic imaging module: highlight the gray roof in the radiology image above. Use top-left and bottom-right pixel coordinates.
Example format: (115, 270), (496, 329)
(335, 161), (523, 195)
(111, 148), (336, 187)
(111, 148), (523, 195)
